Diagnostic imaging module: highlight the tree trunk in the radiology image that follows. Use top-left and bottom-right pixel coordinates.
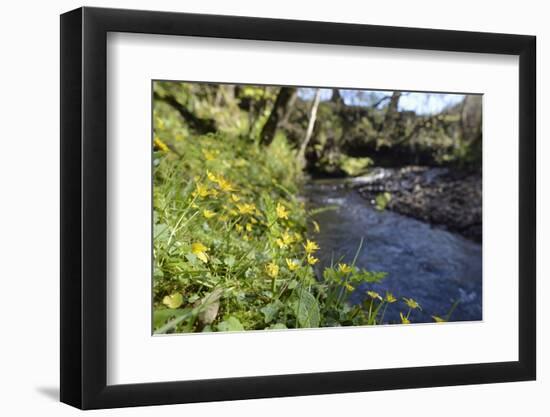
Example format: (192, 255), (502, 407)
(298, 89), (322, 166)
(331, 88), (344, 105)
(259, 87), (296, 146)
(380, 91), (402, 141)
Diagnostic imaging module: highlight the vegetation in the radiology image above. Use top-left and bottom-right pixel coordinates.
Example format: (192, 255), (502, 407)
(152, 82), (475, 333)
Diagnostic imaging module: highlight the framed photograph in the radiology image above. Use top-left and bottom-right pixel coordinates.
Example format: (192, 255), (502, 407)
(60, 6), (536, 409)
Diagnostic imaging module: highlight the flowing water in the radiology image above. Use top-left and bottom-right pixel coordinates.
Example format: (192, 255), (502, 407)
(304, 176), (482, 324)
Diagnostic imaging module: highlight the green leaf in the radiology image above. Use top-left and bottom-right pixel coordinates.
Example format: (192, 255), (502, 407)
(260, 300), (283, 323)
(162, 293), (183, 309)
(153, 308), (187, 329)
(291, 288), (320, 328)
(217, 316), (245, 332)
(224, 255), (236, 267)
(154, 308), (193, 334)
(154, 223), (169, 239)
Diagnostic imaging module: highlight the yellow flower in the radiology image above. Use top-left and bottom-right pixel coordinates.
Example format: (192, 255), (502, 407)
(154, 136), (170, 152)
(403, 297), (421, 310)
(191, 242), (209, 263)
(304, 239), (320, 254)
(385, 292), (397, 303)
(338, 263), (352, 274)
(367, 290), (382, 301)
(276, 231), (294, 249)
(202, 149), (218, 161)
(246, 223), (253, 232)
(202, 209), (216, 219)
(193, 182), (210, 198)
(307, 254), (319, 265)
(216, 176), (235, 192)
(235, 224), (243, 232)
(281, 231), (294, 245)
(206, 170), (218, 182)
(276, 202), (289, 220)
(229, 209), (239, 217)
(265, 262), (279, 278)
(432, 315), (446, 323)
(345, 283), (355, 292)
(312, 220), (321, 233)
(236, 203), (256, 215)
(400, 312), (410, 324)
(230, 194), (241, 203)
(285, 258), (300, 271)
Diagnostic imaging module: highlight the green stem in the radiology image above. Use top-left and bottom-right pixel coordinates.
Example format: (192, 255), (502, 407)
(380, 303), (389, 324)
(368, 302), (373, 323)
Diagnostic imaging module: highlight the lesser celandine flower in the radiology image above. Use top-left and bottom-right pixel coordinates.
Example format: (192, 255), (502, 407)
(307, 254), (319, 265)
(304, 239), (320, 254)
(281, 231), (294, 245)
(385, 292), (397, 303)
(202, 209), (216, 219)
(338, 263), (352, 274)
(400, 312), (410, 324)
(285, 258), (300, 271)
(265, 262), (279, 278)
(236, 203), (255, 215)
(230, 194), (240, 202)
(345, 283), (354, 292)
(403, 297), (421, 310)
(154, 136), (170, 152)
(206, 170), (218, 182)
(276, 202), (289, 219)
(191, 242), (209, 263)
(194, 183), (210, 198)
(367, 290), (382, 301)
(217, 176), (235, 192)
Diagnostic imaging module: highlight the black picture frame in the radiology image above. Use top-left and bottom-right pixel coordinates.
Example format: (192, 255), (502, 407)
(60, 6), (536, 410)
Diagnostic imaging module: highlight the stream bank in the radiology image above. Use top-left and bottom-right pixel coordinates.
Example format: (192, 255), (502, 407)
(353, 166), (482, 242)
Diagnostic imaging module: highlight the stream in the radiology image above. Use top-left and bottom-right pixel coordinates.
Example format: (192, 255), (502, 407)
(304, 174), (482, 324)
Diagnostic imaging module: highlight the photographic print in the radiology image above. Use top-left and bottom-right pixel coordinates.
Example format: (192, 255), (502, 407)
(152, 81), (482, 334)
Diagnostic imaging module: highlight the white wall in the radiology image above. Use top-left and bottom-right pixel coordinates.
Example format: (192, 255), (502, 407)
(0, 0), (545, 415)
